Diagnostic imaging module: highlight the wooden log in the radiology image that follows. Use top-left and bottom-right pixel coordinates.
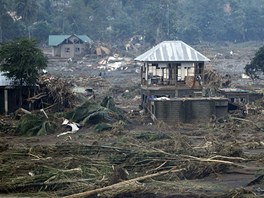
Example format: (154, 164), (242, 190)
(181, 154), (246, 168)
(63, 168), (185, 198)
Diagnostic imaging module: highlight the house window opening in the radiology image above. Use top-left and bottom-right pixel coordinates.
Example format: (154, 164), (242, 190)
(240, 98), (245, 103)
(75, 47), (80, 52)
(197, 63), (203, 75)
(151, 104), (154, 114)
(65, 48), (70, 53)
(73, 38), (79, 43)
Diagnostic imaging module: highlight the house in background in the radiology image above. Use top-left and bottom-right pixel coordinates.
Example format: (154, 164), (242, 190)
(48, 34), (93, 58)
(135, 41), (228, 124)
(218, 88), (263, 112)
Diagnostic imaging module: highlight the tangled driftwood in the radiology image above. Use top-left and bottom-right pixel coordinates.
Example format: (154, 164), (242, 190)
(63, 168), (185, 198)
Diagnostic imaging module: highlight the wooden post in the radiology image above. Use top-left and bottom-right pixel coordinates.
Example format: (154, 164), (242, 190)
(4, 88), (8, 114)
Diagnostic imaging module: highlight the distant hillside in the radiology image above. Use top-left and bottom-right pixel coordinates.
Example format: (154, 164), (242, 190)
(1, 0), (264, 45)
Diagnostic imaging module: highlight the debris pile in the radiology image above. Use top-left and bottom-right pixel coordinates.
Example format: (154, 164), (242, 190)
(202, 69), (232, 97)
(98, 55), (134, 72)
(1, 42), (264, 197)
(0, 117), (16, 135)
(0, 123), (263, 197)
(65, 96), (127, 132)
(203, 69), (231, 89)
(13, 96), (128, 137)
(1, 106), (264, 197)
(38, 75), (76, 110)
(16, 112), (59, 136)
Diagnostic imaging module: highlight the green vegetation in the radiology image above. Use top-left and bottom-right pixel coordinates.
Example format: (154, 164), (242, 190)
(1, 0), (264, 44)
(65, 97), (126, 131)
(16, 113), (58, 136)
(0, 38), (47, 105)
(135, 132), (171, 141)
(0, 39), (47, 85)
(245, 46), (264, 79)
(94, 123), (113, 132)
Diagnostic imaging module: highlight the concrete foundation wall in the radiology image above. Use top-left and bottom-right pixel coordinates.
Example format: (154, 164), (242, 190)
(153, 100), (182, 123)
(142, 89), (202, 98)
(152, 98), (228, 124)
(218, 91), (263, 104)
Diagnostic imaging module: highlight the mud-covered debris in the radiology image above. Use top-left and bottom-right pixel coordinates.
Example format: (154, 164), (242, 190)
(94, 123), (112, 132)
(38, 74), (76, 110)
(65, 97), (127, 127)
(57, 119), (80, 137)
(0, 118), (16, 134)
(203, 69), (232, 96)
(16, 112), (59, 136)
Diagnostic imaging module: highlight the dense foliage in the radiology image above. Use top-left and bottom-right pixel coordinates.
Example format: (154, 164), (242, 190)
(245, 46), (264, 79)
(1, 0), (264, 45)
(0, 38), (48, 86)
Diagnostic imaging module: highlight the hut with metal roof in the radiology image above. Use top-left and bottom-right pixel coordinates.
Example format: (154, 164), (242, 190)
(135, 40), (210, 88)
(135, 41), (228, 124)
(0, 72), (13, 114)
(0, 72), (39, 114)
(48, 34), (93, 58)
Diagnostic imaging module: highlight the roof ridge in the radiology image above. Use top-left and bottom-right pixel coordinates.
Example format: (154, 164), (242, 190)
(48, 34), (92, 46)
(135, 40), (210, 62)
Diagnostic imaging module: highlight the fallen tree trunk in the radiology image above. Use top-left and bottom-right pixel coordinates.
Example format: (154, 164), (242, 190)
(0, 178), (94, 193)
(63, 168), (185, 198)
(181, 155), (247, 168)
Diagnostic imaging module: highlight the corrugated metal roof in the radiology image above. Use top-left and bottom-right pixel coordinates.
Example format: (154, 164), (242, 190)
(0, 72), (12, 86)
(135, 41), (210, 62)
(48, 34), (93, 46)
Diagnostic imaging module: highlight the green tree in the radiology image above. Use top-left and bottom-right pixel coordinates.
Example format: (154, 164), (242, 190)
(0, 0), (8, 42)
(15, 0), (39, 39)
(245, 46), (264, 79)
(31, 21), (50, 44)
(0, 39), (48, 105)
(2, 0), (264, 44)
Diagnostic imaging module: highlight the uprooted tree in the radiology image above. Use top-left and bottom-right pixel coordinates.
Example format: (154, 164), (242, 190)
(0, 38), (48, 106)
(245, 46), (264, 79)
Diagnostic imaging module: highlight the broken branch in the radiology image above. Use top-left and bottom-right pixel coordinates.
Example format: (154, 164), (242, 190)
(181, 155), (247, 168)
(63, 168), (185, 198)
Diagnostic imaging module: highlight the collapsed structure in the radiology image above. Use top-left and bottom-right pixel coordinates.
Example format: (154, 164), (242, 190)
(218, 88), (263, 105)
(135, 41), (228, 124)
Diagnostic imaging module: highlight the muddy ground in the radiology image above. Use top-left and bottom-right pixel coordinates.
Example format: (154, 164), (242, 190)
(0, 42), (264, 197)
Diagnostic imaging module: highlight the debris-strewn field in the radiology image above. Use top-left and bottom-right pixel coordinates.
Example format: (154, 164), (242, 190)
(1, 42), (264, 197)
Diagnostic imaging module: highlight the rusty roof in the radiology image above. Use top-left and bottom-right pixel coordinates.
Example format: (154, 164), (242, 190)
(135, 41), (210, 62)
